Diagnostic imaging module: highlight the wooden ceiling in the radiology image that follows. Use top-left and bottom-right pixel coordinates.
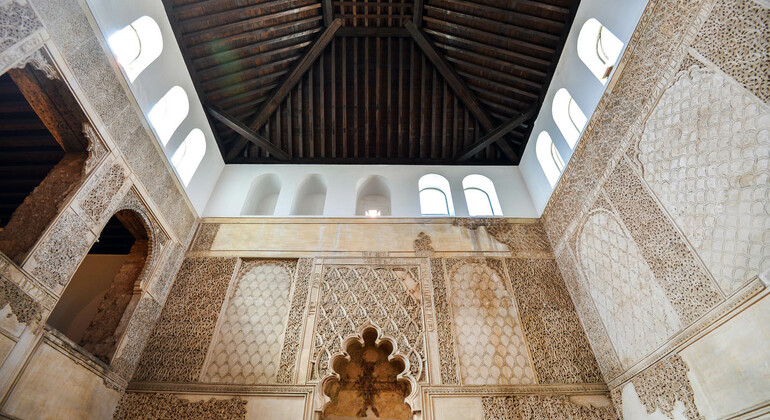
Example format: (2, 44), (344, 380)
(164, 0), (579, 165)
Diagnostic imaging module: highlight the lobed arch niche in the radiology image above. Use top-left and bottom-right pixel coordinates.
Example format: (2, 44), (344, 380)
(355, 175), (392, 217)
(317, 325), (419, 420)
(47, 205), (156, 364)
(291, 174), (327, 216)
(241, 173), (281, 216)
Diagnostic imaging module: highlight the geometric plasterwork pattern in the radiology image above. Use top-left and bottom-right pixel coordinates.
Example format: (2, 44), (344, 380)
(505, 258), (603, 384)
(312, 265), (425, 383)
(555, 248), (623, 381)
(80, 162), (127, 225)
(540, 0), (706, 246)
(447, 260), (535, 385)
(691, 0), (769, 103)
(132, 257), (237, 383)
(203, 260), (296, 384)
(0, 1), (41, 51)
(190, 224), (220, 251)
(639, 67), (770, 294)
(29, 209), (93, 290)
(430, 258), (459, 385)
(277, 257), (312, 384)
(482, 395), (618, 420)
(112, 393), (247, 420)
(603, 160), (724, 325)
(577, 210), (682, 368)
(613, 354), (701, 420)
(0, 274), (42, 326)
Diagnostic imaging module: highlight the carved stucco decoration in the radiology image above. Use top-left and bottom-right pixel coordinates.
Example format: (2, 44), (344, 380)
(110, 294), (161, 381)
(541, 0), (708, 247)
(691, 0), (769, 103)
(0, 0), (41, 51)
(146, 242), (185, 304)
(190, 223), (220, 251)
(29, 208), (94, 290)
(636, 66), (770, 294)
(112, 393), (247, 420)
(482, 395), (618, 420)
(79, 162), (128, 226)
(11, 48), (59, 80)
(554, 247), (623, 381)
(317, 325), (420, 418)
(613, 354), (702, 420)
(82, 122), (109, 175)
(312, 264), (426, 383)
(133, 257), (237, 383)
(602, 159), (723, 325)
(452, 218), (552, 253)
(575, 207), (682, 368)
(413, 231), (435, 253)
(0, 275), (42, 327)
(429, 258), (459, 385)
(277, 257), (313, 384)
(444, 258), (535, 385)
(203, 260), (297, 384)
(505, 258), (603, 384)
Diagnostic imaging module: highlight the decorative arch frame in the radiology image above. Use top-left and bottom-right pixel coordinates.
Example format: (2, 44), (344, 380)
(315, 324), (422, 416)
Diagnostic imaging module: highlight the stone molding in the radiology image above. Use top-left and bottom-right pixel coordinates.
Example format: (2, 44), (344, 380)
(422, 383), (610, 396)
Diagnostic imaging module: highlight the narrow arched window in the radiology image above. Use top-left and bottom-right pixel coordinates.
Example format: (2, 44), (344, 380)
(577, 19), (623, 84)
(108, 16), (163, 82)
(356, 175), (391, 216)
(149, 86), (189, 146)
(171, 129), (206, 186)
(462, 175), (502, 216)
(242, 174), (281, 215)
(552, 89), (587, 149)
(536, 132), (565, 187)
(418, 174), (454, 216)
(291, 174), (327, 216)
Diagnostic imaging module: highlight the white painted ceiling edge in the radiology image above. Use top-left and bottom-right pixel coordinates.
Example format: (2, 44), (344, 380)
(84, 0), (648, 218)
(85, 0), (225, 214)
(518, 0), (650, 214)
(204, 165), (537, 218)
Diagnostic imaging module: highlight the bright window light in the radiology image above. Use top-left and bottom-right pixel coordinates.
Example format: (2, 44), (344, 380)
(418, 174), (454, 216)
(149, 86), (189, 146)
(462, 174), (503, 216)
(577, 18), (624, 84)
(108, 16), (163, 82)
(171, 129), (206, 186)
(536, 132), (565, 187)
(552, 88), (587, 149)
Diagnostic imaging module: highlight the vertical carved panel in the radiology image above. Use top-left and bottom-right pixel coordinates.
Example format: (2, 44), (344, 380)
(203, 260), (296, 384)
(505, 258), (603, 384)
(447, 260), (534, 385)
(133, 257), (236, 383)
(577, 209), (682, 368)
(692, 0), (769, 103)
(277, 257), (313, 384)
(638, 67), (770, 293)
(603, 159), (723, 324)
(312, 265), (425, 382)
(430, 258), (459, 385)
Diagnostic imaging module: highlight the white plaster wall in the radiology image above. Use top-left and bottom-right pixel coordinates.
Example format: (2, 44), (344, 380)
(519, 0), (649, 214)
(204, 165), (536, 218)
(85, 0), (225, 214)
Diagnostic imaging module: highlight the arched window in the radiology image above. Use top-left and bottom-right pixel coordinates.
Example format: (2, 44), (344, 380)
(418, 174), (454, 216)
(577, 18), (623, 84)
(149, 86), (189, 146)
(552, 88), (587, 149)
(171, 129), (206, 186)
(107, 16), (163, 82)
(242, 174), (281, 215)
(291, 174), (327, 216)
(536, 132), (565, 187)
(462, 175), (503, 216)
(356, 175), (391, 216)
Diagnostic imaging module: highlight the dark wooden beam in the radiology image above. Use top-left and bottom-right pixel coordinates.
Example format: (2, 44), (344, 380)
(207, 106), (290, 161)
(322, 0), (333, 27)
(336, 27), (410, 37)
(406, 20), (519, 162)
(224, 19), (342, 160)
(413, 0), (424, 29)
(456, 107), (536, 162)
